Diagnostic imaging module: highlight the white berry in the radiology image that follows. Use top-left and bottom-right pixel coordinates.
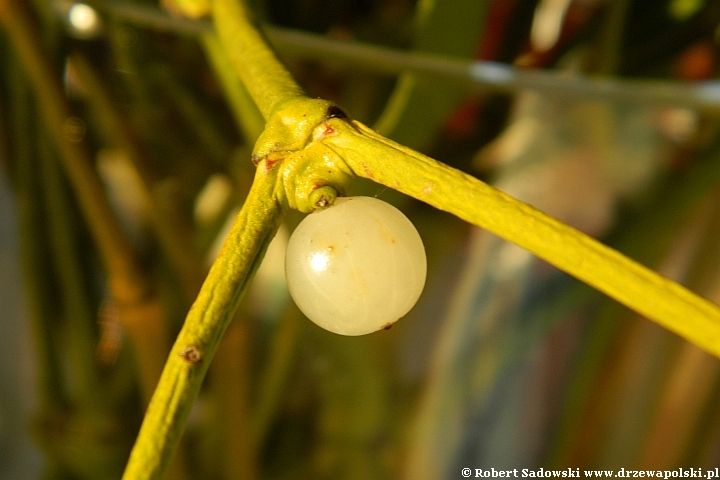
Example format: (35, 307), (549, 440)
(284, 196), (427, 335)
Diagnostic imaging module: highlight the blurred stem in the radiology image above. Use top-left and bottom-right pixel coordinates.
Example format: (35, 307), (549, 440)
(12, 67), (67, 411)
(683, 351), (720, 465)
(1, 0), (172, 413)
(17, 139), (69, 475)
(200, 34), (265, 143)
(96, 1), (720, 113)
(68, 54), (206, 301)
(373, 0), (489, 148)
(0, 96), (11, 178)
(588, 0), (631, 74)
(250, 304), (302, 449)
(122, 164), (285, 480)
(38, 131), (101, 406)
(311, 332), (389, 480)
(212, 317), (256, 480)
(679, 195), (720, 294)
(0, 0), (145, 298)
(148, 62), (232, 163)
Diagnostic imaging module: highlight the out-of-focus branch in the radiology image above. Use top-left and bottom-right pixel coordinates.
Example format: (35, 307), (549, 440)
(96, 0), (720, 113)
(0, 0), (170, 404)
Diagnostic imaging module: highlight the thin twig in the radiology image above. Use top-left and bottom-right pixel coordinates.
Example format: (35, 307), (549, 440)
(95, 0), (720, 113)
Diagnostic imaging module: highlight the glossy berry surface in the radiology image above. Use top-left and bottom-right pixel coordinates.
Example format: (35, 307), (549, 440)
(285, 196), (427, 335)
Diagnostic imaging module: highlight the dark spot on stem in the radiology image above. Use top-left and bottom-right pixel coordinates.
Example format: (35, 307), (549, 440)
(180, 345), (202, 364)
(382, 322), (393, 331)
(325, 105), (347, 120)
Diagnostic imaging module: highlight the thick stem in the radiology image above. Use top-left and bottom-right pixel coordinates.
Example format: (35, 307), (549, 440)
(121, 164), (285, 480)
(212, 0), (305, 119)
(323, 119), (720, 359)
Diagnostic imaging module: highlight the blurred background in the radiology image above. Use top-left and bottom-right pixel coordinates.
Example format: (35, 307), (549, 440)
(3, 0), (720, 478)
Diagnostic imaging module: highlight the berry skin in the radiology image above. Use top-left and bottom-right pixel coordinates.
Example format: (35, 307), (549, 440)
(285, 196), (427, 336)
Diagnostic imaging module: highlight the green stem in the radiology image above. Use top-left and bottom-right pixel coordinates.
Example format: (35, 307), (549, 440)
(200, 33), (265, 144)
(322, 119), (720, 358)
(121, 2), (307, 476)
(212, 0), (304, 119)
(121, 163), (285, 480)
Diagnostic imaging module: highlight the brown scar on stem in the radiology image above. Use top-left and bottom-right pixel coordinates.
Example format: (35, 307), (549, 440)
(313, 122), (337, 141)
(381, 322), (393, 330)
(180, 345), (203, 364)
(264, 156), (283, 171)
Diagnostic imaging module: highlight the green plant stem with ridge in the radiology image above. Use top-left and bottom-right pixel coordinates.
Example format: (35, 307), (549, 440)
(121, 0), (720, 478)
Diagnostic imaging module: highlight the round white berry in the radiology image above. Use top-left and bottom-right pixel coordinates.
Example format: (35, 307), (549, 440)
(284, 196), (426, 335)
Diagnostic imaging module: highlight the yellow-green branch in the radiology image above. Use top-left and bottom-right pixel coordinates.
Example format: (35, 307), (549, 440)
(212, 0), (304, 119)
(121, 164), (285, 479)
(323, 120), (720, 357)
(120, 0), (720, 478)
